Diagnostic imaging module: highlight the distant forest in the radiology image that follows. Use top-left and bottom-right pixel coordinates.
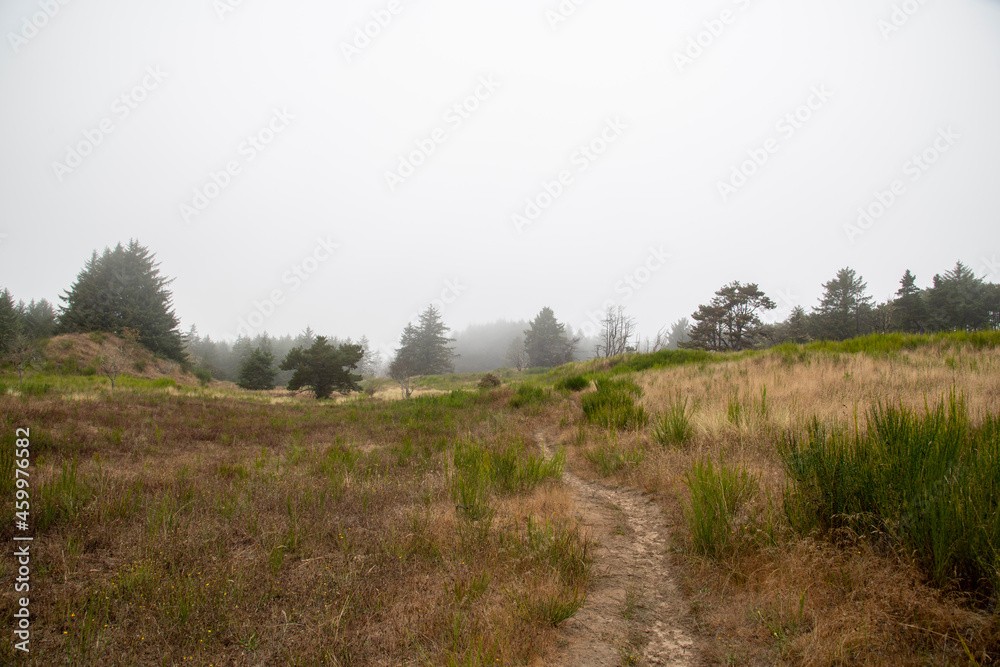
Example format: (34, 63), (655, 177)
(2, 241), (998, 390)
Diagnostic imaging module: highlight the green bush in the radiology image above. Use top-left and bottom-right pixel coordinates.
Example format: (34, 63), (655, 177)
(555, 374), (590, 392)
(651, 394), (695, 447)
(682, 456), (758, 558)
(477, 373), (502, 390)
(509, 384), (548, 408)
(581, 377), (648, 430)
(193, 367), (212, 386)
(780, 393), (1000, 603)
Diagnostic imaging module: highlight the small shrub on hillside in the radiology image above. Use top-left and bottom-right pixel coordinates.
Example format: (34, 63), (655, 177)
(555, 374), (590, 392)
(651, 394), (695, 447)
(193, 367), (212, 386)
(780, 392), (1000, 603)
(477, 373), (502, 390)
(509, 384), (549, 408)
(133, 359), (147, 372)
(682, 456), (759, 558)
(581, 377), (648, 430)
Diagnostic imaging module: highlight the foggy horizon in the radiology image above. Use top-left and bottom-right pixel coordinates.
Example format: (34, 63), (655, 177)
(2, 0), (999, 359)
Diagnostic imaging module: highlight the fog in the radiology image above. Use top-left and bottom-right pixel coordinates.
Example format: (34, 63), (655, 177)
(2, 0), (998, 359)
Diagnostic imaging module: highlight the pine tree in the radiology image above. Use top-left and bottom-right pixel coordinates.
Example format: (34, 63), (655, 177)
(19, 299), (57, 340)
(237, 345), (277, 391)
(681, 282), (775, 351)
(811, 268), (873, 340)
(892, 270), (928, 333)
(0, 288), (21, 354)
(59, 240), (185, 362)
(280, 337), (363, 399)
(392, 306), (456, 377)
(925, 262), (988, 332)
(523, 307), (578, 367)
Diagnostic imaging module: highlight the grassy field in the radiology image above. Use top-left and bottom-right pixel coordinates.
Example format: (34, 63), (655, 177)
(0, 377), (589, 665)
(2, 331), (999, 665)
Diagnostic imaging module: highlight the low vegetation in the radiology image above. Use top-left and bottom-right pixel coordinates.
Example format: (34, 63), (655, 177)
(3, 329), (1000, 664)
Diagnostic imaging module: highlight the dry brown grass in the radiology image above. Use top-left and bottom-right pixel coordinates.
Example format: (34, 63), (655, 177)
(572, 341), (1000, 665)
(0, 385), (589, 665)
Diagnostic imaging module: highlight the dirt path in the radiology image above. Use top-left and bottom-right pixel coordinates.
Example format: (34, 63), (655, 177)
(536, 430), (697, 667)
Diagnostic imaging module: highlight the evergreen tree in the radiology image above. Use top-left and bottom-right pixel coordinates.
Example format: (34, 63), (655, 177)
(280, 337), (363, 399)
(0, 288), (21, 354)
(925, 262), (989, 331)
(58, 240), (185, 362)
(681, 282), (775, 351)
(19, 299), (57, 339)
(811, 268), (873, 340)
(237, 345), (277, 391)
(523, 307), (578, 367)
(666, 318), (691, 349)
(892, 270), (928, 333)
(774, 306), (811, 344)
(392, 306), (457, 376)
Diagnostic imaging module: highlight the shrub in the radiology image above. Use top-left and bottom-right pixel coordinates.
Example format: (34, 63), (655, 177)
(780, 392), (1000, 603)
(132, 359), (147, 372)
(682, 456), (758, 558)
(555, 374), (590, 392)
(581, 377), (648, 430)
(193, 367), (212, 386)
(477, 373), (502, 390)
(509, 384), (548, 408)
(651, 394), (694, 447)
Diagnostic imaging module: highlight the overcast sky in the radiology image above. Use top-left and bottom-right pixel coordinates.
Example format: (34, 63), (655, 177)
(1, 0), (998, 357)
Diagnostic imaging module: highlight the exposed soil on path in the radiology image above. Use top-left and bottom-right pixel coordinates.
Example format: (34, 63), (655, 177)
(536, 429), (698, 667)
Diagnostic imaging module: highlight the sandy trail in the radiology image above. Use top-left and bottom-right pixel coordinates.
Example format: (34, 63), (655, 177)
(537, 430), (696, 666)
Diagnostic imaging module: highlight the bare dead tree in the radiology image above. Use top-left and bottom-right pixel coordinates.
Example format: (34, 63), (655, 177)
(595, 305), (636, 358)
(97, 328), (139, 394)
(505, 335), (528, 372)
(4, 333), (41, 387)
(388, 353), (418, 399)
(637, 326), (668, 354)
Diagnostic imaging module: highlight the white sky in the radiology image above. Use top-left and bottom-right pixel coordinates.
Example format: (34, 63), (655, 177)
(1, 0), (999, 357)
